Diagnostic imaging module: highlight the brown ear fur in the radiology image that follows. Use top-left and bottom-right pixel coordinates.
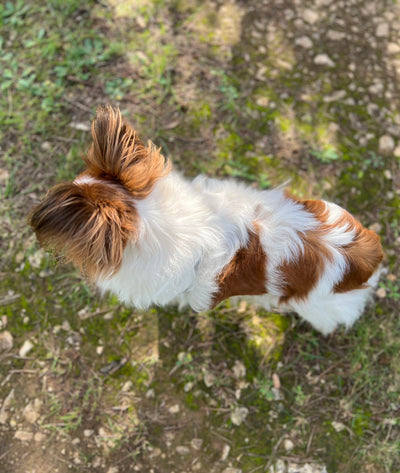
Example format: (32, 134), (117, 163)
(29, 182), (138, 280)
(85, 105), (171, 198)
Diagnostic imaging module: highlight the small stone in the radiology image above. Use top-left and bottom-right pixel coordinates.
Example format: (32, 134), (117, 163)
(369, 222), (382, 233)
(384, 170), (392, 179)
(221, 443), (230, 461)
(255, 96), (269, 107)
(0, 331), (13, 351)
(0, 316), (7, 329)
(168, 404), (180, 414)
(270, 459), (286, 473)
(302, 8), (319, 24)
(272, 373), (281, 389)
(369, 82), (384, 95)
(34, 432), (47, 442)
(314, 54), (335, 67)
(41, 141), (51, 151)
(84, 429), (94, 437)
(379, 135), (395, 155)
(284, 439), (295, 451)
(295, 36), (313, 49)
(0, 389), (15, 424)
(230, 406), (249, 426)
(192, 462), (202, 471)
(376, 287), (386, 298)
(69, 121), (90, 132)
(145, 388), (155, 399)
(19, 339), (34, 357)
(14, 430), (33, 442)
(176, 445), (190, 455)
(393, 145), (400, 157)
(387, 42), (400, 54)
(23, 401), (41, 424)
(323, 90), (347, 102)
(184, 381), (194, 392)
(106, 467), (119, 473)
(376, 22), (389, 38)
(327, 30), (346, 41)
(191, 438), (203, 450)
(149, 447), (162, 458)
(387, 274), (397, 282)
(203, 371), (216, 387)
(232, 360), (246, 379)
(121, 381), (133, 392)
(222, 468), (242, 473)
(331, 421), (346, 432)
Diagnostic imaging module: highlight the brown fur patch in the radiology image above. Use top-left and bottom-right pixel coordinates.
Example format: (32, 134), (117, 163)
(85, 105), (171, 198)
(278, 229), (332, 304)
(280, 195), (383, 300)
(211, 225), (267, 308)
(29, 181), (138, 281)
(332, 213), (383, 293)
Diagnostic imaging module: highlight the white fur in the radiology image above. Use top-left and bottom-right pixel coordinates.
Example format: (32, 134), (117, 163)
(96, 171), (381, 335)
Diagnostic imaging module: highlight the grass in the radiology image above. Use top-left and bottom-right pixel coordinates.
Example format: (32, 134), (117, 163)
(1, 1), (400, 472)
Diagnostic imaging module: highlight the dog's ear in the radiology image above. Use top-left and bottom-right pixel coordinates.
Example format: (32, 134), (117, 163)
(85, 105), (171, 198)
(28, 182), (138, 280)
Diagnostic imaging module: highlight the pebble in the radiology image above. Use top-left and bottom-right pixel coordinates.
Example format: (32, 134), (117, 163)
(302, 8), (319, 24)
(168, 404), (180, 414)
(269, 459), (286, 473)
(0, 389), (14, 424)
(145, 388), (155, 399)
(376, 287), (386, 298)
(393, 145), (400, 158)
(106, 467), (119, 473)
(230, 406), (249, 426)
(221, 443), (231, 461)
(368, 82), (384, 95)
(222, 468), (242, 473)
(19, 339), (34, 357)
(323, 90), (347, 102)
(295, 36), (313, 49)
(0, 331), (14, 351)
(203, 371), (216, 387)
(327, 30), (346, 41)
(34, 432), (47, 442)
(121, 381), (133, 392)
(14, 430), (33, 442)
(379, 135), (395, 154)
(376, 22), (389, 38)
(284, 438), (295, 451)
(232, 360), (246, 379)
(331, 421), (346, 432)
(0, 315), (7, 329)
(314, 54), (335, 67)
(288, 463), (328, 473)
(23, 400), (42, 424)
(84, 429), (94, 437)
(176, 445), (190, 455)
(191, 438), (203, 450)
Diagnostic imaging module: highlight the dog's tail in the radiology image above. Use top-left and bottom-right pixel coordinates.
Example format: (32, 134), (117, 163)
(85, 105), (171, 198)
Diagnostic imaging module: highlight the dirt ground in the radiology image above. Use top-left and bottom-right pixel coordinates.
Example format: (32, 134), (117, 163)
(1, 0), (400, 472)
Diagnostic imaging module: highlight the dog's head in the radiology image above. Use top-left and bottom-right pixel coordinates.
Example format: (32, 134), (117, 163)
(29, 106), (171, 280)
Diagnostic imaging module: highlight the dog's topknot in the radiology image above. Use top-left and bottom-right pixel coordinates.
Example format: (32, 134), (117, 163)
(84, 105), (171, 198)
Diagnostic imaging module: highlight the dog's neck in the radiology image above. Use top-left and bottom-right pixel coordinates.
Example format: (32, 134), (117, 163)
(97, 172), (231, 309)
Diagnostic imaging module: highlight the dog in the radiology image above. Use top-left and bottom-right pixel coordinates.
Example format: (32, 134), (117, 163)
(29, 106), (383, 335)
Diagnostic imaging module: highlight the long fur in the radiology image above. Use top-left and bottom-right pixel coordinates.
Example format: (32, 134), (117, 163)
(29, 106), (383, 335)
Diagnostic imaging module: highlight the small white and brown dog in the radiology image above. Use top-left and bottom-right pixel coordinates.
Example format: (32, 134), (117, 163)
(29, 106), (383, 335)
